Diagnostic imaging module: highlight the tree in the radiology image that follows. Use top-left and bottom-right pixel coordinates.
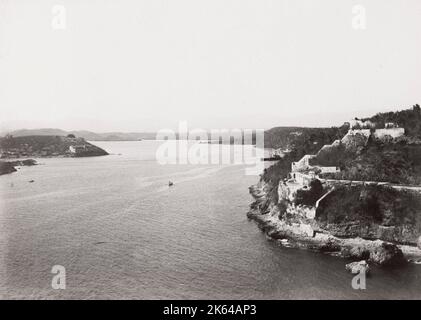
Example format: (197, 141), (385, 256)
(67, 134), (76, 139)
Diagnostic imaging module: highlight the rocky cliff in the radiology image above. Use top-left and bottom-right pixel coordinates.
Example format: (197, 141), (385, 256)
(248, 178), (419, 266)
(249, 106), (421, 266)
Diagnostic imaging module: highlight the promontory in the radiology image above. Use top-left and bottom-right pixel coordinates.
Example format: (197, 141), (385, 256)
(0, 134), (108, 175)
(249, 104), (421, 267)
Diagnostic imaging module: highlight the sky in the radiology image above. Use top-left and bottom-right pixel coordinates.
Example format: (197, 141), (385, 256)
(1, 0), (421, 132)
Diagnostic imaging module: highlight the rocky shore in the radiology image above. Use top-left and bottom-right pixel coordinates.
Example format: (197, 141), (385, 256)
(0, 159), (38, 176)
(0, 161), (17, 175)
(248, 181), (421, 266)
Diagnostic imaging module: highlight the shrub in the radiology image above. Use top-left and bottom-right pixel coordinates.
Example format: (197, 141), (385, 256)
(294, 179), (324, 206)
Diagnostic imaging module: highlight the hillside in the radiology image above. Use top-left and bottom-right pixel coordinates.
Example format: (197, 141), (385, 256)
(362, 104), (421, 137)
(310, 105), (421, 184)
(0, 135), (109, 158)
(264, 126), (348, 152)
(4, 129), (157, 141)
(262, 105), (421, 187)
(314, 137), (421, 185)
(261, 125), (348, 189)
(315, 184), (421, 245)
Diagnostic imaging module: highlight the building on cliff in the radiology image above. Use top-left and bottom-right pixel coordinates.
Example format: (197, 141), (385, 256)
(290, 154), (340, 177)
(282, 117), (407, 188)
(289, 120), (405, 186)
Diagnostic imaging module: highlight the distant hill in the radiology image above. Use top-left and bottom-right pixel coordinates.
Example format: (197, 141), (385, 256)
(361, 104), (421, 137)
(3, 129), (157, 141)
(0, 135), (108, 158)
(261, 104), (421, 185)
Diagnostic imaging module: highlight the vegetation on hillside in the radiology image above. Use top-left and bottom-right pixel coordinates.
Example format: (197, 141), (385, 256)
(315, 184), (421, 244)
(253, 105), (421, 246)
(264, 126), (348, 151)
(0, 135), (108, 158)
(261, 125), (348, 188)
(314, 135), (421, 184)
(0, 159), (37, 176)
(362, 104), (421, 137)
(307, 105), (421, 184)
(260, 125), (348, 207)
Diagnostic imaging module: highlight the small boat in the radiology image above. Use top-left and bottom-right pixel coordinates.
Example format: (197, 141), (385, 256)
(168, 181), (174, 187)
(28, 180), (35, 183)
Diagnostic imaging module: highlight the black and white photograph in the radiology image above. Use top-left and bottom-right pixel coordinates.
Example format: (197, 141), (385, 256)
(1, 0), (421, 304)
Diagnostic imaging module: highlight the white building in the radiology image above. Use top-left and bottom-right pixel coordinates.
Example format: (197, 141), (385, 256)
(348, 119), (375, 129)
(374, 127), (405, 139)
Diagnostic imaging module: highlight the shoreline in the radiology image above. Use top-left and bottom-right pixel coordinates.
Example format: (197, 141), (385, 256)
(247, 207), (421, 265)
(0, 159), (38, 176)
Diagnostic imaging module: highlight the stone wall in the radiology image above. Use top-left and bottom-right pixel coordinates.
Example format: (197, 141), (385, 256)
(374, 128), (405, 139)
(292, 172), (315, 185)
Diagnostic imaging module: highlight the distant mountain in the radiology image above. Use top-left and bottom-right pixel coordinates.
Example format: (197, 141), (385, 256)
(3, 128), (157, 141)
(70, 130), (103, 140)
(2, 128), (257, 143)
(8, 128), (69, 137)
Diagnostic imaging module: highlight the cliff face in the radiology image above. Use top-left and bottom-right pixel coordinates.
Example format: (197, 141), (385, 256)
(315, 185), (421, 245)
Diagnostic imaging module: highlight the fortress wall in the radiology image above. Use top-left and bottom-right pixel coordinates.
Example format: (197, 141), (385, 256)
(374, 128), (405, 139)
